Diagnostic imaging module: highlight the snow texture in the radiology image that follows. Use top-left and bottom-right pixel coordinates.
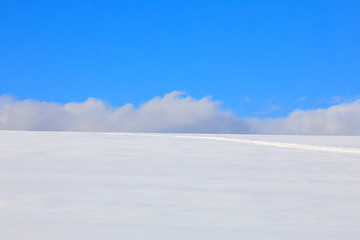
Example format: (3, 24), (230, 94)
(1, 131), (360, 239)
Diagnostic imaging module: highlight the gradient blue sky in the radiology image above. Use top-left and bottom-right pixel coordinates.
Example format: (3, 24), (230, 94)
(1, 0), (359, 117)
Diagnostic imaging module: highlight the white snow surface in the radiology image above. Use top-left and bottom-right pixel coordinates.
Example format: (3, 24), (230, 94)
(1, 130), (360, 239)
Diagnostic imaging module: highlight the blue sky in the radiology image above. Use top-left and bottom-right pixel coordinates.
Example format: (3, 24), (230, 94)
(1, 0), (359, 118)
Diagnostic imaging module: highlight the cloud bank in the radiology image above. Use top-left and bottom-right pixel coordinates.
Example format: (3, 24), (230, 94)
(0, 92), (249, 133)
(250, 100), (360, 135)
(1, 92), (359, 135)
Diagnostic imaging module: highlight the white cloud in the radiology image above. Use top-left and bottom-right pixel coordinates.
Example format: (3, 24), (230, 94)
(1, 92), (360, 135)
(0, 92), (249, 133)
(250, 100), (360, 135)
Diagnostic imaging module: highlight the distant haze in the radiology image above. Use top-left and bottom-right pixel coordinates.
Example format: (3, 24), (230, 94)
(1, 92), (360, 135)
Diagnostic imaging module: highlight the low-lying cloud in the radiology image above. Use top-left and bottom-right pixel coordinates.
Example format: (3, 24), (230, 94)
(250, 100), (360, 135)
(0, 92), (249, 133)
(1, 91), (359, 135)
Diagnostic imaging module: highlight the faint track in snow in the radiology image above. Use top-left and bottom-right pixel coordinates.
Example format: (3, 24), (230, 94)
(111, 132), (360, 155)
(171, 135), (360, 155)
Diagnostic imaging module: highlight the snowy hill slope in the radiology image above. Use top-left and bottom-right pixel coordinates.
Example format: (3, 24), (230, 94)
(1, 131), (360, 240)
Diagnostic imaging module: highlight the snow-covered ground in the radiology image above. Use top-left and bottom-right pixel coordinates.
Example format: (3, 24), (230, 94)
(1, 131), (360, 240)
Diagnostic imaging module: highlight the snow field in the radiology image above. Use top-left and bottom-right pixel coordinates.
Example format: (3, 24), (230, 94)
(0, 131), (360, 239)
